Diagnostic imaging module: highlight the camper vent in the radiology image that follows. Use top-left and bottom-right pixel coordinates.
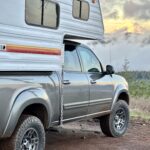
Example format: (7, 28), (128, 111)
(0, 44), (6, 51)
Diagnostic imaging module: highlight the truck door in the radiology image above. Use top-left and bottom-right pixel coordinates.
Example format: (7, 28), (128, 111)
(77, 46), (114, 114)
(63, 44), (89, 121)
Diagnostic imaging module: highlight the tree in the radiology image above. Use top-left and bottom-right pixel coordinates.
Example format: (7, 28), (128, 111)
(121, 58), (132, 81)
(123, 58), (130, 72)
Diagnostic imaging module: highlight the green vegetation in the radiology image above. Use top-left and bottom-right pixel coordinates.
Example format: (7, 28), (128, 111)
(131, 111), (150, 120)
(129, 80), (150, 98)
(118, 71), (150, 120)
(118, 71), (150, 98)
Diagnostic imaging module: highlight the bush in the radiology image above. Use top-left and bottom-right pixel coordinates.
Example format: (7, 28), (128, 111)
(118, 71), (150, 98)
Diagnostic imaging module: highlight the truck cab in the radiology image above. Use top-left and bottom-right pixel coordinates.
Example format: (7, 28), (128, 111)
(63, 41), (114, 120)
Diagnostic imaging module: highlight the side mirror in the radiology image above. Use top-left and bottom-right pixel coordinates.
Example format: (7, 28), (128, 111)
(106, 65), (115, 75)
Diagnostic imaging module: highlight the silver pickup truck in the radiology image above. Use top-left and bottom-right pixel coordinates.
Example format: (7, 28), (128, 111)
(0, 41), (129, 150)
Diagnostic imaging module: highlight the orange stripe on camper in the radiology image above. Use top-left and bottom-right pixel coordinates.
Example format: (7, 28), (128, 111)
(6, 45), (61, 55)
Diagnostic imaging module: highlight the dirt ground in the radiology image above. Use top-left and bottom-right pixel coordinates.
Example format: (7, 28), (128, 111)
(46, 119), (150, 150)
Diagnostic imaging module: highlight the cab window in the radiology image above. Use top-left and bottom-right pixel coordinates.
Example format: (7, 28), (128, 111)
(78, 47), (101, 73)
(64, 45), (81, 72)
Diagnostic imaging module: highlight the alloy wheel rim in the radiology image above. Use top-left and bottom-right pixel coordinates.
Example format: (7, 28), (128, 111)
(21, 128), (39, 150)
(113, 108), (127, 131)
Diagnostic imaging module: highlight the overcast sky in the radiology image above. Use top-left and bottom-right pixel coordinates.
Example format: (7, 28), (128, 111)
(88, 0), (150, 71)
(101, 0), (150, 33)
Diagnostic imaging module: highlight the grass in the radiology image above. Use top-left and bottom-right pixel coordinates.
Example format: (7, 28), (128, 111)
(118, 71), (150, 98)
(118, 71), (150, 120)
(131, 111), (150, 120)
(130, 97), (150, 121)
(129, 80), (150, 98)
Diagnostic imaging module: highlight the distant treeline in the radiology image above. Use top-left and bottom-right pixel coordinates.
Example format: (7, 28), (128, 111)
(118, 71), (150, 81)
(118, 71), (150, 98)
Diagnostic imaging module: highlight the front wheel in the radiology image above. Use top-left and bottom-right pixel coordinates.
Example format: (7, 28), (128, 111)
(100, 100), (129, 137)
(1, 115), (45, 150)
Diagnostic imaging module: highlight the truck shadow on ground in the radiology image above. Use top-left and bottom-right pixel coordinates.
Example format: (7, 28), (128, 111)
(46, 127), (102, 150)
(45, 121), (150, 150)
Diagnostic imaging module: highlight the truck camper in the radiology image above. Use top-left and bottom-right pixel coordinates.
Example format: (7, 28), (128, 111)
(0, 0), (104, 71)
(0, 1), (130, 150)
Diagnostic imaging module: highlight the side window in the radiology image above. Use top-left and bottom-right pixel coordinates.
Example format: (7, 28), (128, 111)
(78, 47), (101, 73)
(73, 0), (90, 21)
(26, 0), (59, 28)
(64, 45), (81, 72)
(73, 0), (80, 18)
(25, 0), (42, 26)
(43, 1), (58, 28)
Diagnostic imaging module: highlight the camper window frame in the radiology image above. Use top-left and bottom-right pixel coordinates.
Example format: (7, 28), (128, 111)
(25, 0), (60, 30)
(72, 0), (90, 21)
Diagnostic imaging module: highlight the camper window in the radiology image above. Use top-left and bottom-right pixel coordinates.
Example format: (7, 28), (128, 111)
(73, 0), (89, 21)
(26, 0), (59, 29)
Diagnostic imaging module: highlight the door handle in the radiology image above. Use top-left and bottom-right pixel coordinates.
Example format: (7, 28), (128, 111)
(63, 80), (71, 85)
(90, 80), (97, 84)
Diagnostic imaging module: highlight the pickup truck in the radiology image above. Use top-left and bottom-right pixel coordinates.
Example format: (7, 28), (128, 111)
(0, 40), (129, 150)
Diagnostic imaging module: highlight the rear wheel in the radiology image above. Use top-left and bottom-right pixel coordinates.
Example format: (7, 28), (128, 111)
(0, 115), (45, 150)
(100, 100), (129, 137)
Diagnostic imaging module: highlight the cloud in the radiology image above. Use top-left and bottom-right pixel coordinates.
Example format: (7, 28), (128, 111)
(101, 0), (125, 19)
(123, 0), (150, 20)
(101, 0), (150, 20)
(105, 10), (119, 19)
(100, 0), (150, 34)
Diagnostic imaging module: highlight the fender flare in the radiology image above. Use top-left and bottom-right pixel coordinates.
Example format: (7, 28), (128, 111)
(111, 84), (129, 110)
(2, 88), (52, 138)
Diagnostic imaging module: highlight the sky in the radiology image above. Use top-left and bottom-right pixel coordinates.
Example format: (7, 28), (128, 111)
(101, 0), (150, 34)
(88, 0), (150, 71)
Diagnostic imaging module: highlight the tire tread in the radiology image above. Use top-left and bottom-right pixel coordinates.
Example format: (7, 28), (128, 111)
(0, 115), (45, 150)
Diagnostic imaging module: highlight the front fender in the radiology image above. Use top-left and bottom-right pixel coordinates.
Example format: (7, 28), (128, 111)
(2, 88), (52, 138)
(111, 84), (129, 110)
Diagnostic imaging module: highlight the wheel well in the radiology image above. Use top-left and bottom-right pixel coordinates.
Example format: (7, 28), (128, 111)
(22, 104), (49, 128)
(118, 92), (129, 105)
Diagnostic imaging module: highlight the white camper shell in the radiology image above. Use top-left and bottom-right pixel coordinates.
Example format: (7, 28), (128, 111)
(0, 0), (104, 71)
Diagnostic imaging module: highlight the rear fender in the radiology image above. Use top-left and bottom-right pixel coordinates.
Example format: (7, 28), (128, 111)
(2, 88), (52, 138)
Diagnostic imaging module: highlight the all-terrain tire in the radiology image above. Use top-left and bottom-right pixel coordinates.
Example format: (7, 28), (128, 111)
(0, 115), (45, 150)
(100, 100), (129, 137)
